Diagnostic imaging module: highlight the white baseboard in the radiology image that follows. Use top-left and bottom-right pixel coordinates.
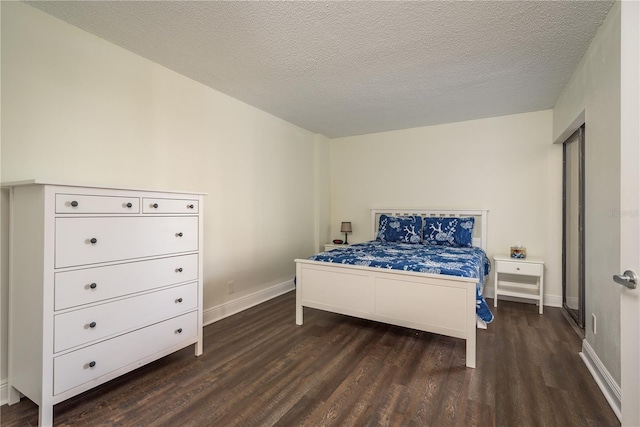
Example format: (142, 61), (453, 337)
(544, 294), (562, 307)
(483, 287), (495, 299)
(483, 288), (562, 307)
(203, 279), (294, 326)
(1, 379), (7, 406)
(580, 339), (621, 421)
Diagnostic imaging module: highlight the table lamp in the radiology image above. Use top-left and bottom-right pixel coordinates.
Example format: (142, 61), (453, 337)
(340, 222), (352, 244)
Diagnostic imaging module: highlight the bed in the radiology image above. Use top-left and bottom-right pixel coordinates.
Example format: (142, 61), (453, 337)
(294, 209), (491, 368)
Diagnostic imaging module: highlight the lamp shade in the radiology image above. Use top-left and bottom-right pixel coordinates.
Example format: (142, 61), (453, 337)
(340, 222), (352, 233)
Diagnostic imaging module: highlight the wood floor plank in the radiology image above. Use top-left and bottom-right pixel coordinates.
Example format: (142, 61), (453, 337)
(1, 292), (620, 427)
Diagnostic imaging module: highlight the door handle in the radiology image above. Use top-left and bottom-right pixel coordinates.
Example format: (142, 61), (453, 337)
(613, 270), (638, 289)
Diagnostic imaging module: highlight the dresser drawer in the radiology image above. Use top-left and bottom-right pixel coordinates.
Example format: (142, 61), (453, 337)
(56, 194), (140, 214)
(495, 261), (543, 276)
(55, 254), (198, 310)
(54, 282), (198, 352)
(53, 311), (198, 395)
(55, 217), (198, 268)
(142, 198), (199, 214)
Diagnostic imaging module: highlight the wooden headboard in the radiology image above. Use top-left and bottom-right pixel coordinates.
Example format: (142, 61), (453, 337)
(370, 209), (488, 251)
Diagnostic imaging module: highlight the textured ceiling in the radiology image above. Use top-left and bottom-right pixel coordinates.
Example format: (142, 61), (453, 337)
(27, 1), (614, 138)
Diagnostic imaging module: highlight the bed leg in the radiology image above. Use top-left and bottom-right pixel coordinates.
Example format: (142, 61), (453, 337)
(296, 303), (303, 325)
(466, 339), (476, 368)
(466, 284), (477, 368)
(295, 263), (303, 325)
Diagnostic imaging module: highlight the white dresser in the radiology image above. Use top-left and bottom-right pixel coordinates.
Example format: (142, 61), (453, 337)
(4, 181), (204, 426)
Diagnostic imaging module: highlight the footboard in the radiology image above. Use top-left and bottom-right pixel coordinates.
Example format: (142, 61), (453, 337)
(295, 259), (478, 368)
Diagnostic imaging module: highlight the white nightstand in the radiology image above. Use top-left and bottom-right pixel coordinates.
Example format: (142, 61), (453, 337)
(324, 243), (350, 251)
(493, 255), (545, 314)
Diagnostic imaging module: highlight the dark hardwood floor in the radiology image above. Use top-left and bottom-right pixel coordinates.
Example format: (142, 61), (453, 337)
(1, 292), (619, 426)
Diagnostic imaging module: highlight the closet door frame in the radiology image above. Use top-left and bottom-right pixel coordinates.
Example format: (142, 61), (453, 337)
(562, 125), (585, 329)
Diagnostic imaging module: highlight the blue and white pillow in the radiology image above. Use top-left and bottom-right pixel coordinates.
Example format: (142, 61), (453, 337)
(377, 215), (422, 243)
(423, 217), (474, 247)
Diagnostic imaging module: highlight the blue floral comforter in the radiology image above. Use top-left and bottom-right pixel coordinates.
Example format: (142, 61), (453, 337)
(308, 241), (494, 323)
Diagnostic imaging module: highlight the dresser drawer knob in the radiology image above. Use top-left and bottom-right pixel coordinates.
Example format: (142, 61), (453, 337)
(126, 202), (133, 208)
(88, 361), (96, 368)
(70, 201), (79, 207)
(176, 298), (183, 303)
(90, 238), (98, 244)
(152, 203), (159, 209)
(187, 204), (195, 209)
(176, 328), (183, 334)
(89, 322), (97, 328)
(516, 267), (520, 271)
(176, 232), (183, 237)
(89, 283), (97, 289)
(176, 267), (183, 273)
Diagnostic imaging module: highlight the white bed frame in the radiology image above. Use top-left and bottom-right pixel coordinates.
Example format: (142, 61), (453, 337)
(295, 209), (488, 368)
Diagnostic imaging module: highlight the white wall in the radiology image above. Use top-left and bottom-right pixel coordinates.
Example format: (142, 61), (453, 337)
(553, 2), (621, 385)
(329, 110), (562, 302)
(0, 1), (329, 391)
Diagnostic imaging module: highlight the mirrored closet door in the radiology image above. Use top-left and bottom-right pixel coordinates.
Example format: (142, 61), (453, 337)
(563, 125), (585, 329)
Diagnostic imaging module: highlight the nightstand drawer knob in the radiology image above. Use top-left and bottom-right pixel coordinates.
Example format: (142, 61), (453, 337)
(89, 322), (97, 328)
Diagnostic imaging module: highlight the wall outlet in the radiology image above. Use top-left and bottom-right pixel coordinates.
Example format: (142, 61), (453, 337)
(592, 313), (597, 334)
(227, 281), (235, 294)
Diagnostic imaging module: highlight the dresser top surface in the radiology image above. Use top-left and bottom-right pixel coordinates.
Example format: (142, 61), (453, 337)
(1, 179), (206, 195)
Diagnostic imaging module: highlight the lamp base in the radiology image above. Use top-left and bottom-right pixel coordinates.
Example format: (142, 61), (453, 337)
(344, 233), (349, 245)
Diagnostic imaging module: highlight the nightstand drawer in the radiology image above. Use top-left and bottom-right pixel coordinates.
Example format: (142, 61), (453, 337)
(324, 243), (351, 252)
(496, 261), (542, 276)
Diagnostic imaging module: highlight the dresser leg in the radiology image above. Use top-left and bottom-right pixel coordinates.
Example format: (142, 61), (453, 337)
(39, 403), (54, 427)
